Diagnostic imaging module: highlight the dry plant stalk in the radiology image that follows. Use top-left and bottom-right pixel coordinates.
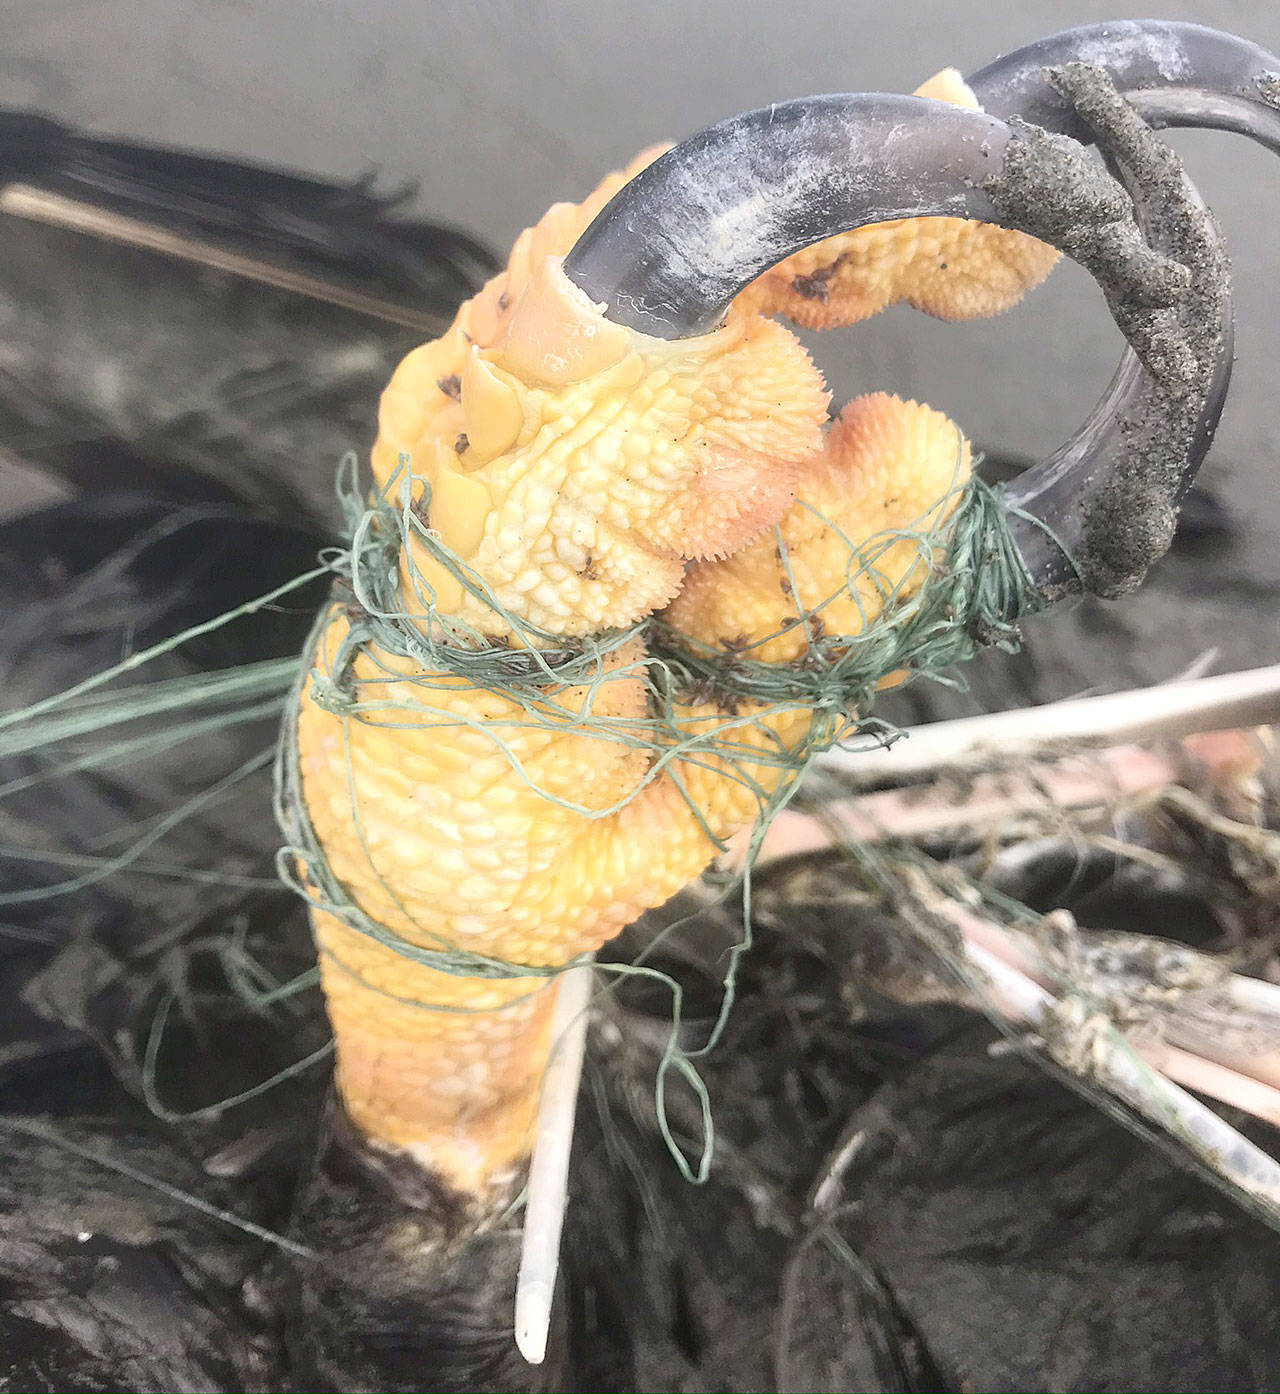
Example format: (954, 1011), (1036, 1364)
(746, 711), (1280, 1212)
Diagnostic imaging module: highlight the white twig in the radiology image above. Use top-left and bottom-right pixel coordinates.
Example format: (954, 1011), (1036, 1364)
(924, 899), (1280, 1121)
(938, 908), (1280, 1214)
(745, 735), (1280, 1129)
(1140, 1040), (1280, 1131)
(515, 962), (594, 1366)
(733, 743), (1177, 867)
(1227, 973), (1280, 1017)
(818, 663), (1280, 784)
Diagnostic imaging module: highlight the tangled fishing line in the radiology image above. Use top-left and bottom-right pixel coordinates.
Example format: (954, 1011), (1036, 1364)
(278, 449), (1048, 965)
(7, 448), (1280, 1234)
(0, 446), (1053, 1182)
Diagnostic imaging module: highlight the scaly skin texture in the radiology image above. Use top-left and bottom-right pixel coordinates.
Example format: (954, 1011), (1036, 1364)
(371, 272), (828, 635)
(296, 71), (1052, 1200)
(738, 69), (1061, 328)
(668, 393), (973, 665)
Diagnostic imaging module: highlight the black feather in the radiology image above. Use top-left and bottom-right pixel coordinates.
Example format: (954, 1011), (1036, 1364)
(5, 484), (1280, 1392)
(0, 109), (497, 521)
(0, 482), (326, 946)
(0, 110), (497, 317)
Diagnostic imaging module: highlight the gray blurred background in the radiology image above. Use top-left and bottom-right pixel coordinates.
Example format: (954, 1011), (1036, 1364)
(2, 0), (1277, 700)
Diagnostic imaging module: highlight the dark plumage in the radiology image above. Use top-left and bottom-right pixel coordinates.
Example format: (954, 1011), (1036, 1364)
(4, 484), (1280, 1391)
(0, 109), (497, 519)
(2, 112), (1279, 1394)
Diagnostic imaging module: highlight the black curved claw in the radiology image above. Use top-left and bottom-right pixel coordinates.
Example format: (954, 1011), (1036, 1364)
(968, 20), (1280, 157)
(994, 66), (1231, 598)
(564, 78), (1231, 601)
(565, 96), (1017, 339)
(964, 22), (1280, 593)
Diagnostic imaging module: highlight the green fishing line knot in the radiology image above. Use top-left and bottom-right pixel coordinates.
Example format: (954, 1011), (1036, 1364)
(0, 448), (1060, 1185)
(275, 448), (1052, 991)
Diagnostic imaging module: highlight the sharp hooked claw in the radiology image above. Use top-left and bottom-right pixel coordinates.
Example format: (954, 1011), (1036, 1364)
(564, 72), (1237, 598)
(965, 21), (1280, 593)
(967, 20), (1280, 157)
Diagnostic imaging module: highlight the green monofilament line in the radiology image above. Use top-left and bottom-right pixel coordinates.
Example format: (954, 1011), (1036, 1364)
(275, 451), (1050, 989)
(316, 452), (1049, 720)
(650, 477), (1049, 711)
(0, 452), (1061, 1186)
(270, 452), (1058, 1183)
